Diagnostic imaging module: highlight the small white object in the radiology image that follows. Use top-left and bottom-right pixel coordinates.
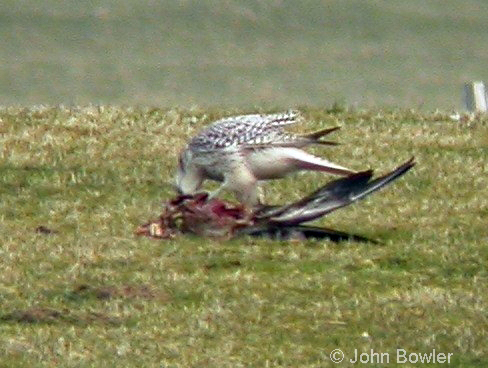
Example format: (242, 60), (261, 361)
(449, 112), (461, 122)
(464, 81), (487, 112)
(361, 331), (371, 339)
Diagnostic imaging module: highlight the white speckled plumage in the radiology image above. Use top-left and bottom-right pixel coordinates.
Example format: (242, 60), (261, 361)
(189, 111), (301, 151)
(176, 110), (354, 206)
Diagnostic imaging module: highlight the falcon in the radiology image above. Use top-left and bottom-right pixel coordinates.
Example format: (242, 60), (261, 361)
(175, 110), (355, 206)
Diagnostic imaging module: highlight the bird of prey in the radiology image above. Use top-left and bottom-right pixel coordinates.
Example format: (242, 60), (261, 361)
(175, 110), (355, 207)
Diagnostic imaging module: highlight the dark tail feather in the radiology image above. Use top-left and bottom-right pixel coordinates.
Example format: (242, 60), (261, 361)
(255, 157), (415, 226)
(302, 126), (341, 145)
(303, 126), (341, 140)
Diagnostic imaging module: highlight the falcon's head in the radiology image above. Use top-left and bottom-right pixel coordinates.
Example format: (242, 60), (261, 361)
(174, 148), (202, 195)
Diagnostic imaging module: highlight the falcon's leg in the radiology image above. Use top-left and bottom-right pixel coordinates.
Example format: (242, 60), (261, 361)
(209, 166), (259, 207)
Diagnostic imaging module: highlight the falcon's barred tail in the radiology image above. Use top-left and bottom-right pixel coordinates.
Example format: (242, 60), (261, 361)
(301, 126), (342, 146)
(254, 157), (415, 226)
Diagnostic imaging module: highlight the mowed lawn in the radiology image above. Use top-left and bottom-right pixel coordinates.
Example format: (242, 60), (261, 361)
(0, 106), (487, 367)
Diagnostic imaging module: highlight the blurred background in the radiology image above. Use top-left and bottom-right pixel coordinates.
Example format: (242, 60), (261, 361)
(1, 0), (487, 110)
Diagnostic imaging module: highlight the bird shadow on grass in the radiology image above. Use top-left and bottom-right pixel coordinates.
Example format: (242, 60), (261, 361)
(239, 225), (378, 243)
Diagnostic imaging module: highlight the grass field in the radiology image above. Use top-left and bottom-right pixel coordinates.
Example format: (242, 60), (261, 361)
(2, 0), (488, 109)
(0, 106), (487, 366)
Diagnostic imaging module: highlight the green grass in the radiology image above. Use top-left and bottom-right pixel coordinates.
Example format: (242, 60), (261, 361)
(2, 0), (488, 109)
(0, 106), (487, 367)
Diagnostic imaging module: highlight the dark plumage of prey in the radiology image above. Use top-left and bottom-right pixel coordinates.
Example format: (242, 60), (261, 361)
(175, 110), (355, 207)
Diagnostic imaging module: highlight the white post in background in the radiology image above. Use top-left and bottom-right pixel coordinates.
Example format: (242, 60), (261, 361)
(464, 81), (487, 112)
